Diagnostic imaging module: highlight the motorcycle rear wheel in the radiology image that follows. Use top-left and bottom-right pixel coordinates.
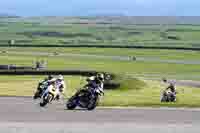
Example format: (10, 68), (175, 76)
(33, 91), (41, 99)
(87, 96), (99, 111)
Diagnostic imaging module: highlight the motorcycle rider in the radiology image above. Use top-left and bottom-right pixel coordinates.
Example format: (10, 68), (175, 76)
(163, 78), (176, 92)
(36, 75), (54, 97)
(47, 74), (66, 100)
(162, 78), (176, 101)
(41, 75), (54, 84)
(85, 73), (104, 94)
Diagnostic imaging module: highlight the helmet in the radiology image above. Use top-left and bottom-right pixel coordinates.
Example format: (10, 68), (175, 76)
(162, 78), (167, 82)
(97, 73), (104, 82)
(48, 75), (53, 80)
(57, 74), (64, 80)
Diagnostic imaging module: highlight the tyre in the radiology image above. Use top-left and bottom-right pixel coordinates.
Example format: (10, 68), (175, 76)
(66, 102), (76, 110)
(66, 98), (77, 110)
(47, 93), (54, 102)
(170, 95), (176, 102)
(40, 93), (53, 107)
(40, 101), (48, 107)
(87, 103), (96, 110)
(33, 91), (41, 99)
(161, 94), (166, 102)
(161, 91), (171, 102)
(161, 95), (170, 102)
(87, 96), (99, 111)
(67, 89), (88, 110)
(161, 97), (165, 102)
(66, 95), (77, 110)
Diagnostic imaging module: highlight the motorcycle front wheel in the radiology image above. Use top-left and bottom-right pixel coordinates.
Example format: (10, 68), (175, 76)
(40, 93), (53, 107)
(66, 96), (77, 110)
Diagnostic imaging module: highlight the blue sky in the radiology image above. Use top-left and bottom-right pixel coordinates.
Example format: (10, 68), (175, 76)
(1, 0), (200, 16)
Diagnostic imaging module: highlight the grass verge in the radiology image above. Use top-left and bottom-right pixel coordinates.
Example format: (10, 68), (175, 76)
(101, 79), (200, 107)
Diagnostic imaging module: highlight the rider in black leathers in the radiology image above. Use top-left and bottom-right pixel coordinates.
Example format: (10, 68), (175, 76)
(36, 75), (54, 97)
(85, 73), (104, 94)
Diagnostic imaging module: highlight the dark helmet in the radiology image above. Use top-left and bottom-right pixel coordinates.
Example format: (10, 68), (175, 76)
(162, 78), (167, 82)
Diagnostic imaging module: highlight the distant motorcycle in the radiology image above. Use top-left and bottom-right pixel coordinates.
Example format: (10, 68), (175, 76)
(33, 81), (49, 99)
(66, 86), (103, 110)
(39, 85), (58, 107)
(161, 90), (176, 102)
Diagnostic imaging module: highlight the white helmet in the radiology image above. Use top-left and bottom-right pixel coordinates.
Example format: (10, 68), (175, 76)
(97, 73), (104, 82)
(57, 75), (64, 80)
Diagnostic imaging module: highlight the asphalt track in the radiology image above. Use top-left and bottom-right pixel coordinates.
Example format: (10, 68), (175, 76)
(0, 96), (200, 133)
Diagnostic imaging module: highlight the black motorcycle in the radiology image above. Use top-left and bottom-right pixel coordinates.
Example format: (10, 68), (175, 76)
(66, 86), (103, 110)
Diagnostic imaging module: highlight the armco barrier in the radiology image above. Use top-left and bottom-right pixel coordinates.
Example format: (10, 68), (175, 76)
(0, 44), (200, 51)
(0, 70), (100, 76)
(0, 70), (116, 79)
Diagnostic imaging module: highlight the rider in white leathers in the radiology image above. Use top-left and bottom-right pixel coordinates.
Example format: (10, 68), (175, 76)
(44, 75), (66, 100)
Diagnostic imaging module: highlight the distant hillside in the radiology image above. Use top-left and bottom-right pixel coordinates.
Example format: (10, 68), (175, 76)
(3, 15), (200, 25)
(40, 16), (200, 25)
(93, 16), (200, 25)
(0, 13), (20, 18)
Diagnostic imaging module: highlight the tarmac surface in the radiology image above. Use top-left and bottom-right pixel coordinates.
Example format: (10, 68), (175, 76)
(0, 96), (200, 133)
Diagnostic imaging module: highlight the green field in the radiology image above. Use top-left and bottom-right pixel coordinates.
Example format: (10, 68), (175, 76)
(1, 17), (200, 48)
(0, 47), (200, 80)
(103, 79), (200, 107)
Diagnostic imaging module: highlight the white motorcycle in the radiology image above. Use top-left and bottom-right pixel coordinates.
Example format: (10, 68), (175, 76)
(40, 85), (59, 107)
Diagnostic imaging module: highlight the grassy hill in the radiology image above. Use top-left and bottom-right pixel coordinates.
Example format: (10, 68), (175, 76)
(0, 16), (200, 48)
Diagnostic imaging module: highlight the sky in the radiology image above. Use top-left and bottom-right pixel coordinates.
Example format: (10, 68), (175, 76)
(1, 0), (200, 16)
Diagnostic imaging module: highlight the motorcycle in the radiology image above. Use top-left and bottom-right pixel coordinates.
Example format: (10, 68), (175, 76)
(66, 85), (103, 110)
(40, 85), (58, 107)
(33, 81), (49, 99)
(161, 90), (176, 102)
